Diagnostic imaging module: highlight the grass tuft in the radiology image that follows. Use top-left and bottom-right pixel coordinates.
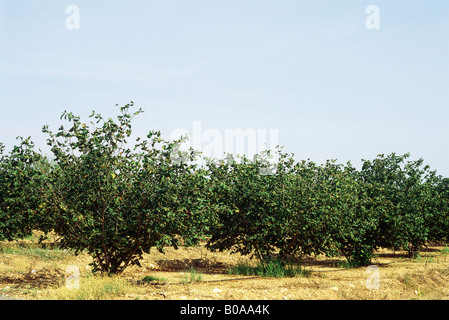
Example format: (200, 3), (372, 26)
(38, 274), (129, 300)
(0, 246), (71, 261)
(181, 267), (203, 284)
(228, 259), (310, 278)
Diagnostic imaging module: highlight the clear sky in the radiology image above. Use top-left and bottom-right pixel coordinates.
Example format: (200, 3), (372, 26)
(1, 0), (448, 175)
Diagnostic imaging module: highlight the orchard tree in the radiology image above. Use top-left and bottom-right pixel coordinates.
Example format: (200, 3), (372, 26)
(332, 162), (382, 267)
(275, 159), (343, 260)
(359, 153), (438, 258)
(204, 150), (288, 263)
(399, 158), (439, 257)
(277, 159), (379, 267)
(0, 139), (44, 242)
(429, 177), (449, 243)
(35, 102), (209, 274)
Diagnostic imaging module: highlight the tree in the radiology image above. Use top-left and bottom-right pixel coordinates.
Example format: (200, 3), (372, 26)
(359, 153), (437, 258)
(204, 150), (288, 263)
(275, 159), (342, 260)
(34, 102), (209, 274)
(0, 139), (44, 242)
(332, 162), (382, 267)
(277, 159), (379, 267)
(430, 177), (449, 243)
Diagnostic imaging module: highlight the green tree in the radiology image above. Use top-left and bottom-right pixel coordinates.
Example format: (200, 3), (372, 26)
(275, 159), (342, 260)
(0, 139), (44, 242)
(430, 177), (449, 243)
(34, 102), (208, 274)
(204, 150), (288, 262)
(277, 159), (378, 267)
(332, 162), (382, 267)
(359, 153), (437, 258)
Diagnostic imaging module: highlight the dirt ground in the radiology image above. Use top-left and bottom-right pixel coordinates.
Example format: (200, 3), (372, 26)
(2, 240), (449, 300)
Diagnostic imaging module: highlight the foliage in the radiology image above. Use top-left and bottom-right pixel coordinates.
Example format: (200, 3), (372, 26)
(204, 150), (287, 261)
(430, 177), (449, 243)
(32, 102), (209, 274)
(0, 102), (448, 272)
(277, 160), (353, 260)
(359, 153), (439, 258)
(0, 138), (44, 242)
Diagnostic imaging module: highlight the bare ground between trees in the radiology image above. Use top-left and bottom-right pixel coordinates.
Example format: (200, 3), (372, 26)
(1, 240), (449, 300)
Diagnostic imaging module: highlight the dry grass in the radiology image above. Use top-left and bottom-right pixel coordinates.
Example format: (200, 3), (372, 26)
(2, 233), (449, 300)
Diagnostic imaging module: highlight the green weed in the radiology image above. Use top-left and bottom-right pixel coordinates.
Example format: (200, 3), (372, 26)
(228, 259), (310, 278)
(181, 267), (203, 284)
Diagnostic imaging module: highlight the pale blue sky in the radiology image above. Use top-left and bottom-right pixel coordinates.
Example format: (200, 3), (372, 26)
(1, 1), (449, 175)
